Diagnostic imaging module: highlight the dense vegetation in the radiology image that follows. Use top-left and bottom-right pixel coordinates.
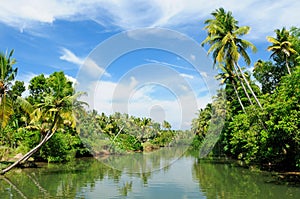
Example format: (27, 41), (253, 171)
(78, 111), (192, 155)
(1, 7), (299, 174)
(0, 51), (188, 174)
(0, 70), (180, 156)
(193, 8), (300, 171)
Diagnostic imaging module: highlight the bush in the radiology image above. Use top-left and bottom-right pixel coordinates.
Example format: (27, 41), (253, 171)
(39, 131), (81, 162)
(115, 134), (142, 152)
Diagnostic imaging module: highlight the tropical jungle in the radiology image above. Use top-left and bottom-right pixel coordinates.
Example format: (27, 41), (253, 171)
(0, 8), (299, 177)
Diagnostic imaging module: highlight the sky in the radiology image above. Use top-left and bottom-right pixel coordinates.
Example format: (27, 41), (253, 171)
(1, 0), (300, 129)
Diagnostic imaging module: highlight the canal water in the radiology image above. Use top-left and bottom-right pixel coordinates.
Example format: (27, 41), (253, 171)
(0, 148), (299, 198)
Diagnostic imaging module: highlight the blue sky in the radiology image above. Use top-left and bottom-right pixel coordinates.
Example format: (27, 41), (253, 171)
(1, 0), (300, 129)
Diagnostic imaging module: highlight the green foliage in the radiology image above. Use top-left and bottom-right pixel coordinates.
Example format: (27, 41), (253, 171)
(115, 134), (142, 152)
(152, 130), (174, 147)
(10, 80), (25, 100)
(228, 111), (263, 164)
(0, 50), (18, 128)
(253, 60), (285, 94)
(261, 67), (300, 169)
(39, 131), (81, 162)
(219, 67), (300, 170)
(267, 27), (297, 75)
(191, 104), (212, 138)
(15, 130), (40, 155)
(78, 111), (175, 154)
(27, 74), (48, 104)
(193, 11), (300, 171)
(190, 134), (203, 149)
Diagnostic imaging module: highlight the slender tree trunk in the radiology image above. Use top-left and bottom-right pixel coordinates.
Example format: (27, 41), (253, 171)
(0, 130), (55, 175)
(3, 176), (27, 199)
(233, 66), (254, 106)
(240, 80), (253, 105)
(235, 62), (263, 109)
(285, 55), (291, 75)
(1, 112), (59, 175)
(26, 173), (49, 196)
(232, 80), (246, 113)
(109, 125), (124, 149)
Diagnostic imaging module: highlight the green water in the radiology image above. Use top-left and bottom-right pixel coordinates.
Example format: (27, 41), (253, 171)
(0, 148), (299, 198)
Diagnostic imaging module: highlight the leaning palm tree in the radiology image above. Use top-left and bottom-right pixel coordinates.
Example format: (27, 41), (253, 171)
(267, 27), (297, 75)
(0, 92), (86, 175)
(0, 50), (18, 128)
(1, 73), (87, 175)
(202, 8), (262, 109)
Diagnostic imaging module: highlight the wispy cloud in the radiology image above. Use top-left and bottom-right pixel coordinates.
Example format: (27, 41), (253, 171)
(145, 59), (196, 71)
(83, 58), (111, 78)
(59, 48), (84, 66)
(59, 48), (111, 79)
(180, 73), (194, 79)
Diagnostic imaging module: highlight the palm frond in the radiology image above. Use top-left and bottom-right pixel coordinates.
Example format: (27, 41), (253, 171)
(0, 95), (13, 128)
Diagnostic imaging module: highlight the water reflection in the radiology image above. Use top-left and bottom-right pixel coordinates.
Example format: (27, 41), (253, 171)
(99, 146), (186, 174)
(0, 149), (299, 198)
(192, 158), (300, 199)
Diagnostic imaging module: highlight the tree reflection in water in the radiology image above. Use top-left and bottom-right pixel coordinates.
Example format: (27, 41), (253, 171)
(1, 148), (300, 198)
(0, 147), (186, 198)
(192, 157), (300, 199)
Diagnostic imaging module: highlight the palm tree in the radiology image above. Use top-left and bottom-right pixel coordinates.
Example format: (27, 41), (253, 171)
(0, 50), (18, 128)
(201, 8), (262, 109)
(162, 120), (171, 131)
(267, 27), (297, 75)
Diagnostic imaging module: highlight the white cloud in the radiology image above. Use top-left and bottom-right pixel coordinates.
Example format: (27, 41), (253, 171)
(145, 59), (196, 71)
(77, 57), (111, 81)
(60, 48), (84, 66)
(180, 73), (194, 79)
(1, 0), (300, 40)
(81, 77), (211, 129)
(200, 72), (208, 78)
(0, 0), (76, 31)
(190, 54), (196, 61)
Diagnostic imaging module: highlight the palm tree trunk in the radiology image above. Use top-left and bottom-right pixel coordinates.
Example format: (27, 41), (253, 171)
(235, 62), (263, 109)
(109, 125), (124, 149)
(240, 80), (254, 105)
(0, 131), (54, 175)
(26, 173), (49, 197)
(1, 112), (59, 175)
(232, 66), (253, 106)
(285, 55), (291, 75)
(3, 176), (27, 199)
(232, 80), (246, 113)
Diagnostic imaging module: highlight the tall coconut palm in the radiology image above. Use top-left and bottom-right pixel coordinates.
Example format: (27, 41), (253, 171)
(201, 8), (262, 109)
(267, 27), (297, 75)
(0, 50), (18, 128)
